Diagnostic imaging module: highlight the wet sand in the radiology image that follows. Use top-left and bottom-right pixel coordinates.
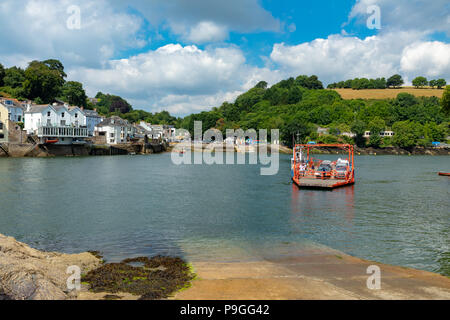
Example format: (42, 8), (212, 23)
(174, 252), (450, 300)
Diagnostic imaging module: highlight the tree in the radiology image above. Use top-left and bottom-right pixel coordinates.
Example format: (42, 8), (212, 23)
(436, 79), (447, 89)
(22, 60), (65, 103)
(42, 59), (67, 79)
(236, 87), (265, 111)
(351, 119), (367, 147)
(422, 122), (447, 142)
(110, 96), (132, 114)
(367, 117), (385, 147)
(412, 76), (428, 88)
(0, 63), (5, 87)
(254, 81), (268, 89)
(429, 79), (437, 88)
(295, 75), (324, 89)
(387, 74), (404, 88)
(442, 85), (450, 116)
(61, 81), (87, 107)
(392, 121), (421, 148)
(281, 115), (314, 147)
(3, 67), (25, 88)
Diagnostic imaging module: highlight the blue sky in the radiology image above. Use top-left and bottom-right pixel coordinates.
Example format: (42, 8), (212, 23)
(121, 0), (376, 67)
(0, 0), (449, 115)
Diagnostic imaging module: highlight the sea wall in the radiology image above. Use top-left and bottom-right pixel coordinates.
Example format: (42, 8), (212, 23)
(0, 142), (167, 158)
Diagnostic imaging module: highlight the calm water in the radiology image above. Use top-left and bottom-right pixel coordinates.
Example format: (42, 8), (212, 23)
(0, 153), (448, 275)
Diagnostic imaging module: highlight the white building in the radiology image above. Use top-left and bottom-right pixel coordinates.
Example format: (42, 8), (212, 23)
(364, 131), (395, 138)
(24, 104), (88, 145)
(138, 122), (176, 141)
(94, 116), (135, 145)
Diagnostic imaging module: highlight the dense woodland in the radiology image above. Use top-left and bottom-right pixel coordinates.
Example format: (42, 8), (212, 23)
(1, 60), (449, 149)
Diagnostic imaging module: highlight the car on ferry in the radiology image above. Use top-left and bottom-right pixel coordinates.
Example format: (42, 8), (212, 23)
(315, 160), (333, 179)
(335, 159), (350, 179)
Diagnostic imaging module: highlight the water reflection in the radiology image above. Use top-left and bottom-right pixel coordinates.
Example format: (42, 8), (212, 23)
(0, 155), (448, 275)
(290, 184), (356, 251)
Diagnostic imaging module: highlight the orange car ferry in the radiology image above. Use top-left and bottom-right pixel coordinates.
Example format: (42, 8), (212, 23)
(291, 144), (355, 189)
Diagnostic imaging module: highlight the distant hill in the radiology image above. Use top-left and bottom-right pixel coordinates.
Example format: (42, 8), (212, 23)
(332, 88), (444, 100)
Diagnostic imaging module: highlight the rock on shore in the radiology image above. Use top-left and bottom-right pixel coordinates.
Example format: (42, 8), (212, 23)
(0, 234), (101, 300)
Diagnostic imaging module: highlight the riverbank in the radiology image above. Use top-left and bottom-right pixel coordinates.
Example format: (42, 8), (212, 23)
(0, 141), (167, 158)
(168, 142), (450, 155)
(286, 145), (450, 156)
(1, 234), (449, 300)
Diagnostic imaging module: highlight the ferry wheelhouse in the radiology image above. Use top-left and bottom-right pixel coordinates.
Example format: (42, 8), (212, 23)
(291, 144), (355, 189)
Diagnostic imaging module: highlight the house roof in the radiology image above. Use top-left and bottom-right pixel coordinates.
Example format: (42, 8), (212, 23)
(96, 116), (130, 127)
(25, 104), (52, 113)
(0, 98), (26, 110)
(83, 109), (100, 117)
(53, 105), (72, 113)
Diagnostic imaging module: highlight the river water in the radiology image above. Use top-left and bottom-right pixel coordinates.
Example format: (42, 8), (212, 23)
(0, 153), (448, 275)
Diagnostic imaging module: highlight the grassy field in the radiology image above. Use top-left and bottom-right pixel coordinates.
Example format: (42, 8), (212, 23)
(332, 87), (444, 100)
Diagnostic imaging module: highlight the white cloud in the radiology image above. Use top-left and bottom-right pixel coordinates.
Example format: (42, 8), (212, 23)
(184, 21), (229, 44)
(400, 41), (450, 78)
(126, 0), (281, 42)
(69, 44), (282, 115)
(270, 32), (450, 85)
(349, 0), (450, 35)
(0, 0), (146, 68)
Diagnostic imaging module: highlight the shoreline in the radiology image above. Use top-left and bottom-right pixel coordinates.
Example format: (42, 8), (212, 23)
(1, 141), (449, 158)
(0, 141), (168, 158)
(1, 234), (449, 300)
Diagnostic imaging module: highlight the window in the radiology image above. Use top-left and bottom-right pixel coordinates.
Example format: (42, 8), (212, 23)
(18, 116), (22, 122)
(75, 113), (78, 118)
(0, 122), (3, 130)
(110, 139), (114, 143)
(61, 120), (66, 126)
(0, 134), (4, 139)
(61, 112), (65, 118)
(110, 133), (114, 138)
(47, 111), (51, 117)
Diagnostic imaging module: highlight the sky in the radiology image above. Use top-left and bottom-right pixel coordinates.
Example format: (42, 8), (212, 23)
(0, 0), (449, 115)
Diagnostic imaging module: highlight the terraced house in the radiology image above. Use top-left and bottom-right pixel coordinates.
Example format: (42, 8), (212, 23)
(24, 103), (89, 145)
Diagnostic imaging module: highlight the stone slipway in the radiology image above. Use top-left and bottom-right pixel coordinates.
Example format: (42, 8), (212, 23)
(2, 233), (449, 300)
(174, 254), (450, 300)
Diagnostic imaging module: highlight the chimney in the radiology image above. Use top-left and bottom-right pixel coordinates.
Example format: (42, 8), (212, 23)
(80, 107), (84, 111)
(94, 108), (97, 112)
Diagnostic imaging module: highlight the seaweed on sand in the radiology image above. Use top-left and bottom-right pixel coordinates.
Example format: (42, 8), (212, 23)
(81, 255), (195, 300)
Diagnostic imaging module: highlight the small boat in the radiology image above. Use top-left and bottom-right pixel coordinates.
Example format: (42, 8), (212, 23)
(72, 140), (87, 145)
(45, 139), (59, 144)
(438, 172), (450, 176)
